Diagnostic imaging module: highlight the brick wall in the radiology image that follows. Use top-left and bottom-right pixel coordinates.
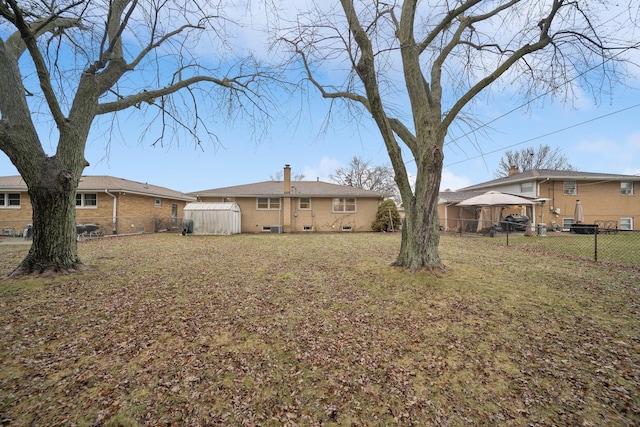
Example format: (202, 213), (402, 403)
(1, 190), (189, 235)
(539, 180), (638, 229)
(198, 196), (382, 232)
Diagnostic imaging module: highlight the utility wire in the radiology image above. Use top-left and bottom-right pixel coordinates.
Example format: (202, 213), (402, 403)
(444, 103), (640, 167)
(444, 5), (640, 149)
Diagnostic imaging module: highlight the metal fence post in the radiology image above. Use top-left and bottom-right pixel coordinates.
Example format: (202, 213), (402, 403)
(594, 225), (598, 262)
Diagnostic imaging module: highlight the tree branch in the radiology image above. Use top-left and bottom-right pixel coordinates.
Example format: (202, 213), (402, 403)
(284, 39), (370, 107)
(340, 0), (411, 196)
(441, 0), (563, 130)
(418, 0), (483, 54)
(3, 1), (84, 129)
(96, 75), (235, 114)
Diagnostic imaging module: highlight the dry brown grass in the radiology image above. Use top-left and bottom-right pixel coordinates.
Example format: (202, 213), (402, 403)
(0, 233), (638, 426)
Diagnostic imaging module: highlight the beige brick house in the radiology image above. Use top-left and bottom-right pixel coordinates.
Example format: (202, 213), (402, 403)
(440, 169), (640, 231)
(188, 165), (388, 233)
(0, 175), (195, 236)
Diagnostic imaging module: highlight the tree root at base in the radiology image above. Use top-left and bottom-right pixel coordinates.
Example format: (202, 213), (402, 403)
(6, 260), (88, 278)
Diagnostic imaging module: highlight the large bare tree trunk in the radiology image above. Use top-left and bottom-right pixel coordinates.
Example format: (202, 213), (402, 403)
(393, 153), (444, 271)
(10, 164), (84, 276)
(395, 198), (442, 271)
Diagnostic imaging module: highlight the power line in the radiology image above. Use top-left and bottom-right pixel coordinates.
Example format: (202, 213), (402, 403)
(387, 8), (640, 172)
(443, 1), (639, 148)
(444, 103), (640, 167)
(398, 46), (640, 170)
(445, 43), (640, 148)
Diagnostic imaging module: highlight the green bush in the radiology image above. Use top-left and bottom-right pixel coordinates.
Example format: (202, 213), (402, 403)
(372, 199), (401, 232)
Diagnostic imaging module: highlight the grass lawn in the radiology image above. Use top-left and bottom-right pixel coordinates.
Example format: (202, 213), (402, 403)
(1, 233), (638, 426)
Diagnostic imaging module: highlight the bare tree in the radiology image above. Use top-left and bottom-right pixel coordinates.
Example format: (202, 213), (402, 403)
(330, 156), (399, 201)
(270, 171), (305, 181)
(495, 144), (575, 177)
(0, 0), (273, 276)
(278, 0), (638, 271)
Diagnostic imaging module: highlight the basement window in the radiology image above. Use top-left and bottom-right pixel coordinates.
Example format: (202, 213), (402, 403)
(303, 225), (313, 231)
(562, 218), (575, 231)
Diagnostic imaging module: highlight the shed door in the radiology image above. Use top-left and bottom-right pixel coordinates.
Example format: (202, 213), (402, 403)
(171, 204), (178, 228)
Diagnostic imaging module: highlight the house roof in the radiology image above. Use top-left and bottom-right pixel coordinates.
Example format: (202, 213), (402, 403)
(0, 175), (195, 201)
(460, 169), (640, 191)
(438, 190), (485, 204)
(189, 180), (388, 198)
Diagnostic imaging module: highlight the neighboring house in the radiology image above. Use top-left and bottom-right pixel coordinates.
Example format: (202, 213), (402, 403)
(188, 165), (388, 233)
(438, 190), (486, 232)
(0, 175), (195, 236)
(442, 168), (640, 231)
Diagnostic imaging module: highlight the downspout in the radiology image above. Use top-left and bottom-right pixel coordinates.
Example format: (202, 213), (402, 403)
(279, 197), (283, 233)
(104, 190), (117, 234)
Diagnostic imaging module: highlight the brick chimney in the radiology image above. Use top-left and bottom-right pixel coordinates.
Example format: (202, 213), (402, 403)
(284, 164), (291, 194)
(508, 165), (519, 176)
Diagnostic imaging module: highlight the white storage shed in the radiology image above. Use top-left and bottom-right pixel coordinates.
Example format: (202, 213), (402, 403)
(183, 202), (241, 235)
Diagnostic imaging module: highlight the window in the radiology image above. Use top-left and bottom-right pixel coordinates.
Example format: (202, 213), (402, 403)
(257, 197), (280, 210)
(76, 193), (97, 207)
(520, 182), (534, 193)
(299, 198), (311, 210)
(621, 182), (634, 195)
(563, 181), (577, 195)
(0, 193), (21, 208)
(154, 198), (162, 207)
(620, 217), (633, 230)
(333, 197), (356, 213)
(222, 197), (235, 202)
(562, 218), (575, 231)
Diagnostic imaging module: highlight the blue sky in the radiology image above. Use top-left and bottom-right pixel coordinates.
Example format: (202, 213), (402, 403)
(2, 79), (638, 194)
(2, 1), (639, 194)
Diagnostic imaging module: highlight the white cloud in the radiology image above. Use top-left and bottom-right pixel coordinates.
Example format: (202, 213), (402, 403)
(572, 130), (640, 175)
(627, 131), (640, 149)
(440, 169), (472, 191)
(574, 137), (619, 154)
(302, 156), (342, 182)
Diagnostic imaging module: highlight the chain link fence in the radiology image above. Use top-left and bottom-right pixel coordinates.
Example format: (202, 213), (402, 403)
(4, 215), (637, 267)
(442, 218), (640, 268)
